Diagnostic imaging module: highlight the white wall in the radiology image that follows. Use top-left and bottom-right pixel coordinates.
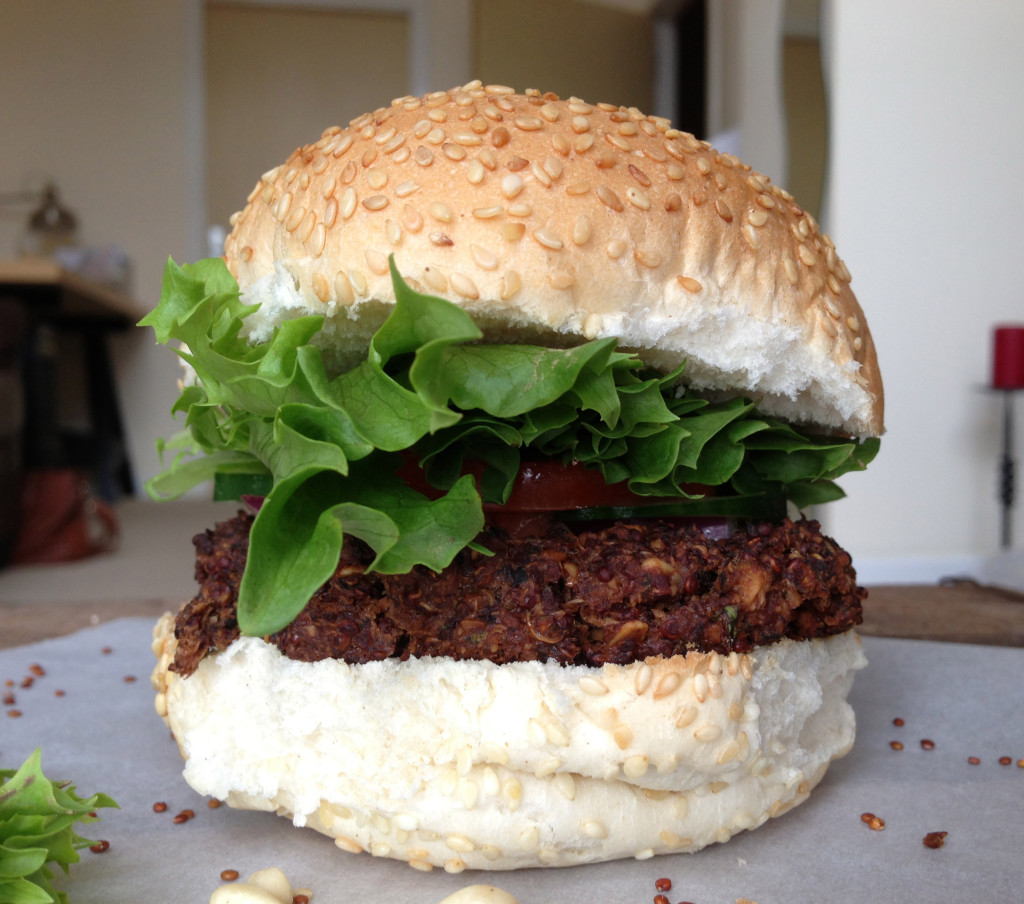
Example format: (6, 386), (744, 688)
(819, 0), (1024, 584)
(0, 0), (202, 495)
(0, 0), (471, 497)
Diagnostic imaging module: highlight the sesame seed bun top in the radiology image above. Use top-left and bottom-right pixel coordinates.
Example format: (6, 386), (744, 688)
(223, 82), (883, 438)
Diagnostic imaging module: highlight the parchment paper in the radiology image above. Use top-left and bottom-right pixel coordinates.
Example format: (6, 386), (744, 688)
(1, 617), (1021, 903)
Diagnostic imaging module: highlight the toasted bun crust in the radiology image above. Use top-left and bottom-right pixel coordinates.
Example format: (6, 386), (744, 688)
(223, 83), (882, 437)
(152, 614), (866, 871)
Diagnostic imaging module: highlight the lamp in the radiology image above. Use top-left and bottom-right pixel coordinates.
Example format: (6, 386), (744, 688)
(0, 181), (79, 258)
(22, 182), (78, 256)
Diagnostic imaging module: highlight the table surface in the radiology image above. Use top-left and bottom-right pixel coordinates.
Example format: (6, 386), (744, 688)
(3, 581), (1023, 651)
(2, 617), (1021, 904)
(0, 256), (138, 322)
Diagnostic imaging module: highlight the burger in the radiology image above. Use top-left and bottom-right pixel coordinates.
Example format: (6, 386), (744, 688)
(146, 83), (882, 871)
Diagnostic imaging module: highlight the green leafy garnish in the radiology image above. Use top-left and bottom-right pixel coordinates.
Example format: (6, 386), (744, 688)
(0, 749), (118, 904)
(141, 255), (879, 636)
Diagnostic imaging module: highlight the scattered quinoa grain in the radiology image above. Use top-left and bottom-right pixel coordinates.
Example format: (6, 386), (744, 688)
(220, 869), (240, 881)
(655, 878), (672, 891)
(999, 756), (1012, 766)
(89, 840), (110, 853)
(654, 896), (669, 904)
(920, 739), (935, 750)
(208, 798), (223, 808)
(123, 675), (137, 683)
(153, 801), (168, 812)
(2, 693), (13, 705)
(923, 831), (948, 849)
(6, 709), (22, 718)
(892, 717), (904, 726)
(890, 741), (904, 751)
(860, 812), (885, 831)
(293, 896), (311, 904)
(101, 646), (113, 655)
(29, 663), (45, 676)
(172, 809), (195, 824)
(968, 757), (981, 765)
(54, 689), (66, 697)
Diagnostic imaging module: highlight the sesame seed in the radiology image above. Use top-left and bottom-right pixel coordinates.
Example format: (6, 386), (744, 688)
(575, 133), (595, 153)
(714, 199), (733, 222)
(653, 672), (681, 699)
(606, 240), (627, 259)
(626, 187), (652, 210)
(634, 248), (662, 268)
(501, 222), (526, 241)
(362, 195), (388, 211)
(508, 201), (532, 217)
(553, 773), (576, 801)
(634, 663), (653, 695)
(542, 155), (563, 180)
(442, 142), (467, 161)
(429, 201), (453, 222)
(500, 270), (521, 300)
(694, 723), (723, 743)
(548, 270), (575, 290)
(692, 673), (709, 703)
(530, 160), (552, 187)
(472, 204), (503, 219)
(466, 159), (485, 184)
(605, 132), (631, 152)
(339, 186), (357, 219)
(581, 819), (608, 839)
(623, 755), (649, 778)
(422, 267), (448, 293)
(613, 724), (633, 749)
(533, 228), (563, 250)
(348, 269), (367, 296)
(578, 676), (609, 696)
(572, 216), (592, 246)
(514, 115), (543, 131)
(596, 184), (624, 211)
(365, 250), (389, 276)
(450, 272), (480, 300)
(470, 244), (498, 269)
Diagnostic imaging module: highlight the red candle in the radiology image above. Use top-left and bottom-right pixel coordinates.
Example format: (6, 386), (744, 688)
(992, 326), (1024, 390)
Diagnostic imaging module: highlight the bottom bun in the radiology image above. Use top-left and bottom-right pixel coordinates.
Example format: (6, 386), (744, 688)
(151, 614), (866, 871)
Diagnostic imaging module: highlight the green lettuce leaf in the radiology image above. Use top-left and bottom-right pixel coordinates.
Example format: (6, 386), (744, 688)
(142, 254), (879, 636)
(0, 750), (118, 904)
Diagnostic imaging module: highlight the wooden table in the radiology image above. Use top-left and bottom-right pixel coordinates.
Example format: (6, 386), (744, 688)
(2, 581), (1022, 651)
(0, 257), (138, 499)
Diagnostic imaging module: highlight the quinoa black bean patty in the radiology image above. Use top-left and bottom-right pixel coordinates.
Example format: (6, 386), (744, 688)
(170, 513), (863, 677)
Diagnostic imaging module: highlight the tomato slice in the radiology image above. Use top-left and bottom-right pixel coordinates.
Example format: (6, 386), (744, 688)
(400, 453), (710, 511)
(480, 459), (708, 512)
